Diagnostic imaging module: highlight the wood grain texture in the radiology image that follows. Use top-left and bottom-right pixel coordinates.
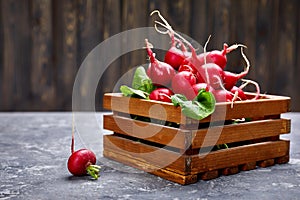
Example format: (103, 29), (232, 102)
(30, 0), (56, 110)
(104, 114), (290, 149)
(103, 134), (290, 184)
(0, 0), (299, 111)
(103, 93), (291, 124)
(102, 91), (291, 184)
(1, 0), (31, 110)
(190, 118), (290, 148)
(98, 0), (122, 111)
(53, 0), (78, 110)
(104, 135), (190, 175)
(103, 148), (198, 185)
(103, 114), (189, 149)
(190, 140), (289, 173)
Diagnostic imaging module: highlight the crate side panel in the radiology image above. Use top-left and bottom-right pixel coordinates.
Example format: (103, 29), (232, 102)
(103, 135), (189, 175)
(103, 93), (290, 124)
(103, 149), (197, 185)
(103, 93), (184, 123)
(191, 118), (291, 148)
(103, 114), (188, 149)
(191, 140), (290, 173)
(209, 98), (290, 122)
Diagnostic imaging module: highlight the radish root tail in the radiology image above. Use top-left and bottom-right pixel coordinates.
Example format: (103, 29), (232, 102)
(71, 113), (75, 154)
(240, 79), (261, 100)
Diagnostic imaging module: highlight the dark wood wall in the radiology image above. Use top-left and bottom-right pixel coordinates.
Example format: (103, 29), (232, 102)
(0, 0), (299, 111)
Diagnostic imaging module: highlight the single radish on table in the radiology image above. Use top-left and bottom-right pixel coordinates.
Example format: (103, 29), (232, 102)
(67, 115), (101, 179)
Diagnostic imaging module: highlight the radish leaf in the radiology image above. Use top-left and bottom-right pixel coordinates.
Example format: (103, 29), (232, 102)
(171, 89), (215, 120)
(132, 66), (155, 94)
(120, 85), (148, 99)
(120, 66), (155, 99)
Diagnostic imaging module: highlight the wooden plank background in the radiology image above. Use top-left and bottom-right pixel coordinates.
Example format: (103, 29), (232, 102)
(0, 0), (299, 111)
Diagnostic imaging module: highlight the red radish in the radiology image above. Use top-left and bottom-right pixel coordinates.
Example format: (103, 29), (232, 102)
(197, 63), (224, 89)
(178, 63), (204, 83)
(236, 78), (261, 101)
(230, 86), (247, 100)
(196, 52), (214, 67)
(68, 149), (99, 177)
(212, 89), (233, 103)
(187, 83), (214, 100)
(149, 88), (174, 103)
(222, 47), (250, 90)
(204, 43), (229, 69)
(197, 43), (246, 70)
(172, 71), (197, 100)
(150, 10), (263, 107)
(223, 69), (248, 91)
(150, 10), (203, 74)
(150, 10), (255, 103)
(151, 9), (217, 91)
(67, 115), (101, 179)
(210, 75), (234, 103)
(164, 46), (185, 69)
(164, 33), (187, 69)
(161, 31), (223, 91)
(193, 83), (213, 93)
(145, 39), (176, 87)
(174, 35), (225, 91)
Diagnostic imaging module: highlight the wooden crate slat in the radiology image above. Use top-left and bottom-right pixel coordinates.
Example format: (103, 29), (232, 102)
(104, 114), (290, 149)
(190, 140), (290, 173)
(104, 134), (290, 175)
(103, 114), (189, 149)
(191, 118), (291, 148)
(103, 135), (290, 184)
(103, 149), (198, 185)
(103, 93), (183, 123)
(103, 93), (291, 124)
(103, 135), (189, 175)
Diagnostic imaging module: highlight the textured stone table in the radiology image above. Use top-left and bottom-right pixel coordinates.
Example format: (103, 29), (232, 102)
(1, 112), (300, 199)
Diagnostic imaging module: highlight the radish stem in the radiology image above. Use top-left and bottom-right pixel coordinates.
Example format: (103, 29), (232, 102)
(240, 79), (261, 100)
(240, 47), (250, 74)
(71, 113), (75, 154)
(203, 35), (212, 85)
(86, 165), (101, 180)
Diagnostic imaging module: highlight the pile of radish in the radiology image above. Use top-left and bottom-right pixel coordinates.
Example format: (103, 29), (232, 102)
(120, 10), (261, 120)
(146, 10), (260, 105)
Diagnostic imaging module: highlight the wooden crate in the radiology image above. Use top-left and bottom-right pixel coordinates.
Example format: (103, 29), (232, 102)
(102, 93), (291, 185)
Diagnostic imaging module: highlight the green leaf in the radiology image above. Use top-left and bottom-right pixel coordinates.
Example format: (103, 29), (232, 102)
(119, 66), (156, 99)
(170, 89), (216, 120)
(132, 66), (155, 93)
(194, 89), (216, 114)
(170, 94), (188, 106)
(120, 85), (147, 99)
(120, 66), (155, 99)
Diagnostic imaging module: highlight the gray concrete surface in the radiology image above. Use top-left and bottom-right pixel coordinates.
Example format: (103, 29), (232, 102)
(0, 112), (299, 200)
